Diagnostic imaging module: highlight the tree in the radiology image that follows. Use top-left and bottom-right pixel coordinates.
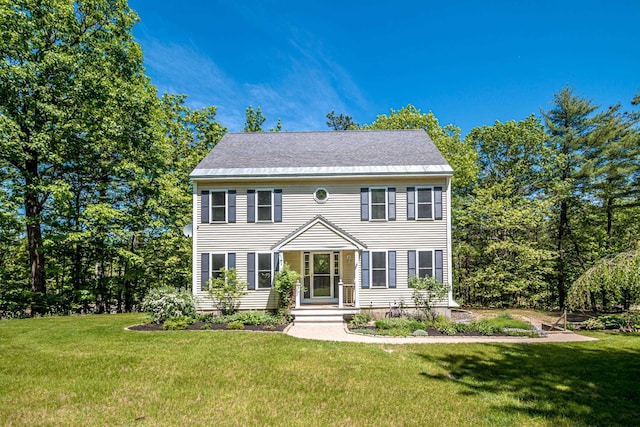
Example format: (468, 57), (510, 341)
(326, 110), (357, 130)
(362, 105), (478, 192)
(0, 0), (153, 302)
(541, 88), (602, 308)
(568, 248), (640, 311)
(244, 106), (266, 132)
(456, 117), (555, 307)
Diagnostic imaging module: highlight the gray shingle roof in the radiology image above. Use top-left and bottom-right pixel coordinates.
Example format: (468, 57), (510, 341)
(190, 129), (453, 179)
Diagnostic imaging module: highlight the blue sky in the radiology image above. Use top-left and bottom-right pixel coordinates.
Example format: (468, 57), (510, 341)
(130, 0), (640, 134)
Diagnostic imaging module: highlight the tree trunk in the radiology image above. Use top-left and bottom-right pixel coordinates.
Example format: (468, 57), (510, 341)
(25, 158), (46, 296)
(557, 199), (567, 309)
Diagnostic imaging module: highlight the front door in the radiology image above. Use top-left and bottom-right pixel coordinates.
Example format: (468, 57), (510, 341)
(312, 253), (332, 298)
(302, 252), (339, 301)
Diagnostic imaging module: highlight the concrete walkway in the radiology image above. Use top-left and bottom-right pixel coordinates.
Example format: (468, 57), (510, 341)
(285, 323), (598, 344)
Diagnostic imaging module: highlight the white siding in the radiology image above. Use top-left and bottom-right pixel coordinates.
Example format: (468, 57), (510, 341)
(194, 176), (451, 310)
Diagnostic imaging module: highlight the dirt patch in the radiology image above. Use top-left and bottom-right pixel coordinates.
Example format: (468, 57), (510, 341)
(128, 321), (289, 332)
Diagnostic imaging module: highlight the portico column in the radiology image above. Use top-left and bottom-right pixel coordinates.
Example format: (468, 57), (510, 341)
(354, 251), (360, 308)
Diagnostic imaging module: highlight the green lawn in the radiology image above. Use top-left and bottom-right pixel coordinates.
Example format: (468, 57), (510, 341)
(1, 314), (639, 426)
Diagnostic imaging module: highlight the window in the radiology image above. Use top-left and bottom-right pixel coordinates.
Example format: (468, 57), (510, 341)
(248, 189), (282, 223)
(370, 188), (386, 220)
(211, 254), (226, 279)
(416, 188), (433, 220)
(210, 191), (226, 222)
(418, 250), (433, 278)
(314, 187), (329, 203)
(202, 190), (235, 223)
(371, 251), (387, 288)
(408, 186), (442, 220)
(201, 252), (235, 291)
(257, 190), (272, 221)
(257, 253), (272, 289)
(361, 187), (395, 221)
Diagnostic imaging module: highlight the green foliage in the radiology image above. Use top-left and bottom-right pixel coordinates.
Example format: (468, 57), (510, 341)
(162, 316), (195, 330)
(207, 268), (247, 316)
(349, 312), (372, 328)
(226, 321), (245, 330)
(568, 248), (640, 311)
(583, 318), (606, 330)
(412, 329), (429, 336)
(326, 110), (358, 130)
(273, 262), (300, 311)
(409, 275), (449, 320)
(229, 311), (285, 326)
(244, 105), (266, 132)
(141, 287), (196, 324)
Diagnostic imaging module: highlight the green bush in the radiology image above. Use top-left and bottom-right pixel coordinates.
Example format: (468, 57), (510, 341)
(226, 321), (244, 330)
(274, 262), (300, 311)
(141, 287), (196, 324)
(583, 317), (605, 330)
(470, 319), (501, 335)
(409, 275), (449, 321)
(207, 268), (247, 316)
(599, 315), (626, 329)
(349, 312), (372, 328)
(412, 329), (429, 336)
(162, 316), (194, 330)
(230, 311), (284, 326)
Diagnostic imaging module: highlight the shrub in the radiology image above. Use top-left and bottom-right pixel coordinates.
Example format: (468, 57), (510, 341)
(274, 263), (300, 312)
(162, 316), (194, 330)
(412, 329), (429, 336)
(349, 312), (372, 328)
(409, 275), (449, 321)
(226, 321), (244, 330)
(471, 319), (501, 335)
(141, 287), (196, 324)
(599, 315), (626, 329)
(583, 317), (605, 330)
(207, 268), (247, 316)
(230, 311), (284, 326)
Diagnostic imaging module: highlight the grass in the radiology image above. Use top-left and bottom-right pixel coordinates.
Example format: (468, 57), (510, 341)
(1, 314), (639, 426)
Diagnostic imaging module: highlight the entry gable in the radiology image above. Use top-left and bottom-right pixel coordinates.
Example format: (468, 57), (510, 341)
(272, 215), (367, 251)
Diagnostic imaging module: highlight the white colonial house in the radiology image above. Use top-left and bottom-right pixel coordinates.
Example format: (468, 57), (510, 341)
(190, 129), (456, 321)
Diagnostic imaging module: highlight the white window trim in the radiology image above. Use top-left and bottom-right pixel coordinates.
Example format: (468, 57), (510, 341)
(416, 249), (435, 279)
(415, 186), (434, 221)
(256, 252), (274, 289)
(204, 253), (228, 289)
(369, 187), (388, 221)
(313, 187), (329, 203)
(369, 250), (388, 289)
(255, 188), (274, 223)
(208, 190), (228, 223)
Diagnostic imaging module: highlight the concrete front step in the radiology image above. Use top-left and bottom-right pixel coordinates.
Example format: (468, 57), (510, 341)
(291, 307), (358, 325)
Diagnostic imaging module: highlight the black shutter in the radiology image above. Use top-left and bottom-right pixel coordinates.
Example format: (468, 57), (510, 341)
(388, 188), (396, 221)
(274, 189), (282, 222)
(407, 187), (415, 220)
(201, 190), (209, 223)
(247, 252), (255, 290)
(408, 250), (416, 284)
(360, 188), (369, 221)
(247, 190), (255, 223)
(434, 187), (443, 220)
(228, 252), (236, 270)
(388, 251), (396, 288)
(228, 190), (236, 223)
(361, 251), (370, 288)
(435, 250), (443, 284)
(201, 253), (209, 291)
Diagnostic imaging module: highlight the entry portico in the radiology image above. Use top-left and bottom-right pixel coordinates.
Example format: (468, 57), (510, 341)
(272, 215), (365, 308)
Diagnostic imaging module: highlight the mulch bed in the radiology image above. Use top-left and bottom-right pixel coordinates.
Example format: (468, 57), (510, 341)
(128, 321), (289, 332)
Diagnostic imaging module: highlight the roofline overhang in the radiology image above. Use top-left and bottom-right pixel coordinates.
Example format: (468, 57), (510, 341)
(190, 165), (454, 181)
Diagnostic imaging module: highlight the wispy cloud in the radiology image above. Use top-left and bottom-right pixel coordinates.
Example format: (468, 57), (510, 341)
(138, 29), (368, 132)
